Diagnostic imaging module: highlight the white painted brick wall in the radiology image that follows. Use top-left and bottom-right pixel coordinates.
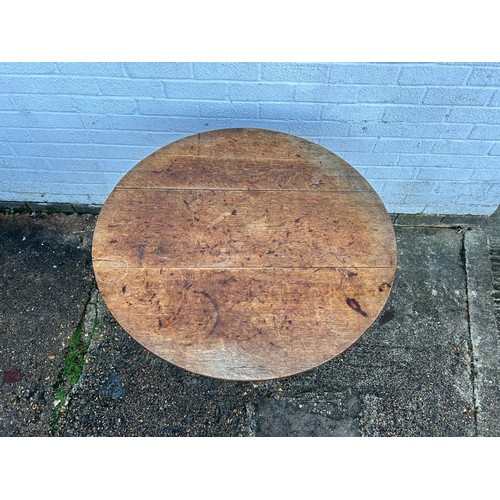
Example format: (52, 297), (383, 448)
(0, 62), (499, 214)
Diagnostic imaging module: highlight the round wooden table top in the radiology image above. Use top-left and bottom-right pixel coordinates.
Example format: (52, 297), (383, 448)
(92, 128), (397, 381)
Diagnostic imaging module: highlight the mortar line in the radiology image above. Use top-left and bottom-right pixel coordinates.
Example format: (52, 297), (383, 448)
(461, 231), (479, 436)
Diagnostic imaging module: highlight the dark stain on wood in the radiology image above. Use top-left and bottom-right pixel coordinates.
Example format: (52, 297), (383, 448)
(154, 245), (167, 254)
(218, 276), (237, 286)
(136, 244), (145, 260)
(378, 282), (392, 292)
(345, 297), (369, 318)
(164, 161), (176, 173)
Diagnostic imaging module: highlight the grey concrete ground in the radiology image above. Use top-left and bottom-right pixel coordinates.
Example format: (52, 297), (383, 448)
(0, 208), (498, 436)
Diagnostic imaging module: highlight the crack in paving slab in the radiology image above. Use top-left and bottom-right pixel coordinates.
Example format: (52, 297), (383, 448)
(51, 284), (100, 435)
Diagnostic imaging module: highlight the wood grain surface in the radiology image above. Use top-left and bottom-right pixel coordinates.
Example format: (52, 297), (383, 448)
(92, 128), (397, 381)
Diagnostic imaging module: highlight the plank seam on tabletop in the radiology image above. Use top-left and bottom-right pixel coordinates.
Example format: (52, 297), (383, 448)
(114, 187), (372, 193)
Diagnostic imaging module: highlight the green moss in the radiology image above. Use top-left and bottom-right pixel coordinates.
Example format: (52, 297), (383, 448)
(50, 328), (91, 435)
(50, 298), (100, 435)
(61, 328), (89, 386)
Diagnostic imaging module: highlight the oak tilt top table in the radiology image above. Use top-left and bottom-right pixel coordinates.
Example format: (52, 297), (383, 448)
(92, 128), (397, 381)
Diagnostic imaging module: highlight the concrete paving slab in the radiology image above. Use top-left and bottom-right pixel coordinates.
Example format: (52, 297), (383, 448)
(0, 213), (95, 436)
